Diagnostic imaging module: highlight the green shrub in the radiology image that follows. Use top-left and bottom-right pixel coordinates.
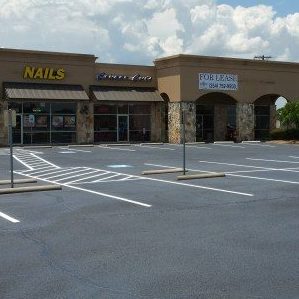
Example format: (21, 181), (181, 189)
(270, 128), (299, 140)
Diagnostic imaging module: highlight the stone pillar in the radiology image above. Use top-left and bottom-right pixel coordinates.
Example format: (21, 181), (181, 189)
(0, 101), (8, 146)
(214, 104), (227, 141)
(168, 102), (181, 143)
(168, 102), (196, 144)
(77, 101), (94, 144)
(236, 103), (254, 141)
(150, 102), (162, 142)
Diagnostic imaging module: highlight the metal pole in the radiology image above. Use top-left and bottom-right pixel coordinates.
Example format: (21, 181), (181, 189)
(8, 110), (14, 188)
(182, 110), (186, 175)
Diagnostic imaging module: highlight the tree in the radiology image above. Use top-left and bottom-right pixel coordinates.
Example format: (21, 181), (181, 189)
(277, 101), (299, 129)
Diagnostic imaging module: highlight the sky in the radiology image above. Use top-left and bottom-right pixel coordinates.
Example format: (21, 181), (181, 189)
(0, 0), (299, 66)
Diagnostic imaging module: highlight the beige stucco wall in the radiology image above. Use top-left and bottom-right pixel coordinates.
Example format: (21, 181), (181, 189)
(155, 55), (299, 103)
(155, 54), (299, 142)
(0, 48), (96, 146)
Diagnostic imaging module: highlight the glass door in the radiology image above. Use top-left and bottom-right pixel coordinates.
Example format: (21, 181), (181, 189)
(12, 114), (23, 145)
(117, 115), (128, 142)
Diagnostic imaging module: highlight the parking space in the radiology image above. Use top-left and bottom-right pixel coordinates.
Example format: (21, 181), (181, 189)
(1, 143), (299, 298)
(1, 142), (298, 216)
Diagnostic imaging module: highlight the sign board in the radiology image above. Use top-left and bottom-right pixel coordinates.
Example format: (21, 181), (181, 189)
(96, 72), (152, 82)
(199, 73), (238, 91)
(23, 66), (65, 80)
(4, 110), (16, 127)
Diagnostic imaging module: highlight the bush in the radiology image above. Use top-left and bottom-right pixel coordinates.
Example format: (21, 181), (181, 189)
(270, 128), (299, 140)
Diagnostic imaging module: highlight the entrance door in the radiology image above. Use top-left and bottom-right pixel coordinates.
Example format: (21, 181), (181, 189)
(196, 114), (203, 141)
(117, 115), (129, 142)
(12, 114), (23, 145)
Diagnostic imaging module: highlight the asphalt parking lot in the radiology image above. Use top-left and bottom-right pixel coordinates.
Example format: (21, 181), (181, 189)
(0, 142), (299, 299)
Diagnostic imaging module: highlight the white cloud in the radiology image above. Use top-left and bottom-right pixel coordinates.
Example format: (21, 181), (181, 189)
(0, 0), (299, 64)
(147, 8), (184, 39)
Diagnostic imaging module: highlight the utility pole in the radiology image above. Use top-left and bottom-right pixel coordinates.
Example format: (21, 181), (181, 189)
(254, 55), (272, 61)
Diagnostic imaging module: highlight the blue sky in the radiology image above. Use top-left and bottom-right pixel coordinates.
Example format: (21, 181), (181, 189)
(217, 0), (299, 16)
(0, 0), (299, 65)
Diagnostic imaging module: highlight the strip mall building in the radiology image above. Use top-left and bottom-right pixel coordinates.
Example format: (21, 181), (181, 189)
(0, 48), (299, 146)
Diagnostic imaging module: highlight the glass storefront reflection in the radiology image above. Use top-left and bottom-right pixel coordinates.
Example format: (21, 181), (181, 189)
(8, 101), (77, 145)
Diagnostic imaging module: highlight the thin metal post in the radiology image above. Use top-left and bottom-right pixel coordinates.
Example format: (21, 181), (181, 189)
(182, 110), (186, 175)
(8, 109), (14, 188)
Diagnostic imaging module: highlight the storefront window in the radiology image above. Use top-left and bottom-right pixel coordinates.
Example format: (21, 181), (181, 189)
(118, 104), (128, 114)
(196, 104), (214, 141)
(11, 101), (77, 145)
(129, 115), (150, 130)
(94, 102), (152, 143)
(8, 102), (22, 113)
(129, 104), (151, 114)
(51, 103), (76, 114)
(94, 104), (117, 114)
(255, 105), (270, 140)
(23, 102), (50, 113)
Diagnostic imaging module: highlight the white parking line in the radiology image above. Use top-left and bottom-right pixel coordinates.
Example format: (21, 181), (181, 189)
(149, 162), (299, 185)
(198, 160), (299, 173)
(13, 156), (34, 170)
(93, 174), (122, 182)
(227, 174), (299, 185)
(242, 143), (276, 148)
(59, 147), (92, 153)
(67, 171), (109, 184)
(55, 170), (101, 182)
(143, 163), (253, 196)
(289, 156), (299, 159)
(213, 144), (245, 148)
(0, 211), (20, 223)
(135, 145), (175, 150)
(97, 145), (136, 152)
(246, 158), (299, 164)
(143, 176), (253, 196)
(13, 172), (151, 208)
(167, 144), (212, 149)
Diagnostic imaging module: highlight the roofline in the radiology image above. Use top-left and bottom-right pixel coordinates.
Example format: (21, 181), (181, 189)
(0, 47), (96, 60)
(154, 54), (299, 67)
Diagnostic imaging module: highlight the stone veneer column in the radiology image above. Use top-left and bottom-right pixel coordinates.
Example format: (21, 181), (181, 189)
(236, 103), (254, 141)
(214, 105), (227, 141)
(150, 102), (162, 142)
(0, 101), (8, 146)
(168, 102), (196, 144)
(76, 101), (94, 144)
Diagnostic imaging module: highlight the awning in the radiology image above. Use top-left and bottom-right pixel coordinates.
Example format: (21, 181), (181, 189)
(4, 82), (89, 100)
(90, 86), (163, 102)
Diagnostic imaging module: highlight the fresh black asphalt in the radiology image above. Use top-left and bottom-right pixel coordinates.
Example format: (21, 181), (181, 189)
(0, 143), (299, 298)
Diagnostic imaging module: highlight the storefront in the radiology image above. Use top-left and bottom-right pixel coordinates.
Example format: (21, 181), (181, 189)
(5, 83), (87, 144)
(1, 48), (299, 146)
(91, 87), (163, 143)
(155, 55), (299, 143)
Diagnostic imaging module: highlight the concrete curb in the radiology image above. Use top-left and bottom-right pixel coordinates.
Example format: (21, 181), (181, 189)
(139, 143), (164, 146)
(0, 179), (37, 185)
(21, 146), (52, 149)
(0, 185), (62, 195)
(142, 168), (186, 175)
(102, 143), (131, 147)
(68, 144), (94, 147)
(186, 142), (206, 145)
(242, 141), (261, 143)
(214, 141), (234, 144)
(177, 172), (225, 180)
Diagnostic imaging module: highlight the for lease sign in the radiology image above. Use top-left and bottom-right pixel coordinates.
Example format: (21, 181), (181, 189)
(199, 73), (238, 91)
